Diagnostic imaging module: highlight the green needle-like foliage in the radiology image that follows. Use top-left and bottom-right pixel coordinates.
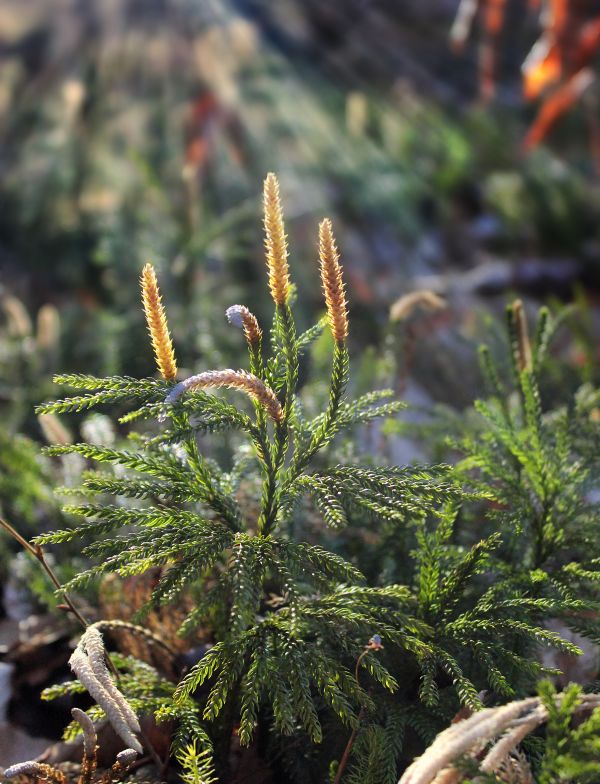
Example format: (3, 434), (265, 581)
(453, 302), (600, 652)
(537, 681), (600, 783)
(34, 187), (600, 783)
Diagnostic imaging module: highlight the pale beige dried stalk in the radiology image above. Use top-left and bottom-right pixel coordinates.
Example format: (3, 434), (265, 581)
(36, 304), (61, 350)
(3, 295), (32, 337)
(71, 707), (98, 758)
(38, 412), (72, 445)
(512, 299), (532, 373)
(84, 628), (141, 733)
(492, 750), (534, 784)
(399, 693), (600, 784)
(100, 749), (139, 783)
(400, 699), (538, 784)
(389, 291), (446, 323)
(69, 627), (142, 754)
(115, 749), (138, 768)
(3, 696), (139, 784)
(479, 710), (544, 774)
(71, 708), (98, 784)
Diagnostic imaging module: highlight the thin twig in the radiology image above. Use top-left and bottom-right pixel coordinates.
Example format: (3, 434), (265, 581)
(0, 516), (89, 628)
(333, 708), (365, 784)
(333, 646), (375, 784)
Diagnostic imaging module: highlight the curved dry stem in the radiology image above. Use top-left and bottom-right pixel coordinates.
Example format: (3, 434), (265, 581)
(166, 369), (283, 423)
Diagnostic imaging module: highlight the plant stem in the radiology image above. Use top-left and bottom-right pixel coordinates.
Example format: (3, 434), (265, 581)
(287, 341), (348, 483)
(0, 516), (89, 629)
(333, 711), (364, 784)
(182, 429), (240, 531)
(333, 648), (370, 784)
(278, 304), (298, 424)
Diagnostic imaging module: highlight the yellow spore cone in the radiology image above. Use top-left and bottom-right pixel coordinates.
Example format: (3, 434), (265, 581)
(263, 173), (290, 306)
(140, 263), (178, 381)
(319, 219), (348, 343)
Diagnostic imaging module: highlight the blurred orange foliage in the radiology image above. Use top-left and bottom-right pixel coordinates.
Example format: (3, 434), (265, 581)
(451, 0), (600, 150)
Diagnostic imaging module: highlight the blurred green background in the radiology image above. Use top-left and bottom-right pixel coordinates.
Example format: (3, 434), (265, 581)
(1, 0), (600, 563)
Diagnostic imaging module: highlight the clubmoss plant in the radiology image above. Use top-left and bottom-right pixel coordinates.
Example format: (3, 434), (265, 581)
(452, 301), (600, 644)
(33, 178), (595, 783)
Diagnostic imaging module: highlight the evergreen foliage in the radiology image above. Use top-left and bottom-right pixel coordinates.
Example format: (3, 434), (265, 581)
(453, 302), (600, 653)
(537, 680), (600, 783)
(33, 183), (600, 782)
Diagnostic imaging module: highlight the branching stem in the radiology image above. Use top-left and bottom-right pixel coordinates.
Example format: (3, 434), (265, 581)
(286, 340), (348, 484)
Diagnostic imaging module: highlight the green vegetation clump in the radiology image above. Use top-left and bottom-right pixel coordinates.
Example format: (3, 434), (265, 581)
(4, 176), (600, 784)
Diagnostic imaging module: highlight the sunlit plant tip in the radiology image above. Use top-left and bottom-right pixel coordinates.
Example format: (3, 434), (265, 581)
(140, 263), (178, 381)
(512, 298), (532, 373)
(319, 218), (348, 343)
(226, 305), (262, 346)
(263, 173), (290, 306)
